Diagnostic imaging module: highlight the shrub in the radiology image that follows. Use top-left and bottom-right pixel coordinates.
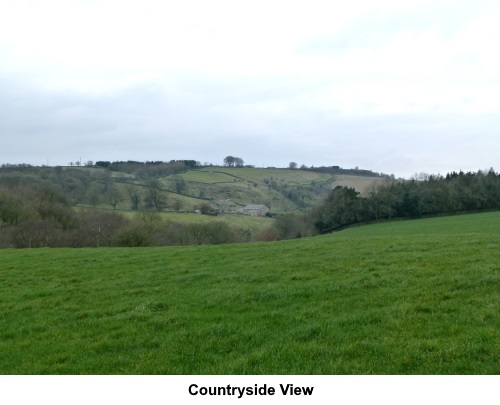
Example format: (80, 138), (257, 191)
(254, 226), (279, 242)
(10, 219), (63, 248)
(69, 210), (130, 247)
(113, 225), (155, 247)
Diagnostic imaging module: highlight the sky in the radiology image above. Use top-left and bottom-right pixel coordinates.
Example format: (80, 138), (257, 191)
(0, 0), (499, 178)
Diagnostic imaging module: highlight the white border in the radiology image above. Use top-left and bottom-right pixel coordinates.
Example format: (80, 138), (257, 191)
(1, 375), (498, 405)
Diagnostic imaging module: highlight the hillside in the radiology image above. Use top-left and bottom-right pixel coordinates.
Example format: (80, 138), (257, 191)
(0, 212), (498, 374)
(158, 167), (337, 212)
(2, 164), (498, 248)
(103, 165), (387, 213)
(174, 167), (388, 211)
(0, 163), (387, 248)
(0, 163), (388, 216)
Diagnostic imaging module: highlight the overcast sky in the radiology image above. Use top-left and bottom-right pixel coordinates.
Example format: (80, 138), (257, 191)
(1, 0), (499, 178)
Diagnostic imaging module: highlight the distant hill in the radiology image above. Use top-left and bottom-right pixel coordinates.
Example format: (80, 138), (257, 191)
(0, 162), (389, 214)
(162, 167), (388, 212)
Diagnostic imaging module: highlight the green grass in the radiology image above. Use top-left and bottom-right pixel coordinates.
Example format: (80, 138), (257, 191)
(98, 167), (387, 212)
(177, 169), (241, 184)
(174, 167), (333, 186)
(216, 167), (333, 185)
(160, 167), (334, 211)
(128, 211), (273, 233)
(331, 174), (388, 195)
(0, 212), (498, 374)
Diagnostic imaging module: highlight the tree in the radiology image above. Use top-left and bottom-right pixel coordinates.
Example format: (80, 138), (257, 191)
(223, 156), (244, 167)
(172, 199), (184, 212)
(198, 203), (218, 216)
(11, 219), (62, 248)
(203, 221), (236, 244)
(288, 162), (298, 170)
(223, 156), (235, 167)
(85, 182), (102, 207)
(113, 224), (155, 247)
(312, 186), (365, 233)
(365, 180), (398, 220)
(0, 186), (37, 225)
(234, 157), (244, 167)
(144, 179), (167, 211)
(37, 197), (77, 231)
(125, 184), (142, 211)
(104, 185), (124, 210)
(71, 209), (129, 247)
(273, 213), (315, 240)
(172, 175), (187, 194)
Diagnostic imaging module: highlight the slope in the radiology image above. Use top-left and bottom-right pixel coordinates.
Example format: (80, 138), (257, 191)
(0, 211), (498, 374)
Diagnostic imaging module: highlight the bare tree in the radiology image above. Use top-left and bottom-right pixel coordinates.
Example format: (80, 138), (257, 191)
(85, 182), (102, 207)
(104, 185), (124, 210)
(11, 219), (62, 248)
(125, 184), (142, 211)
(145, 179), (167, 211)
(73, 209), (129, 247)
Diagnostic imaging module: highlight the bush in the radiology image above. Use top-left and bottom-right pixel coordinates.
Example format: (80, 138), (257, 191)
(113, 225), (155, 247)
(198, 203), (218, 216)
(10, 219), (63, 248)
(254, 226), (279, 242)
(273, 213), (316, 240)
(68, 210), (130, 247)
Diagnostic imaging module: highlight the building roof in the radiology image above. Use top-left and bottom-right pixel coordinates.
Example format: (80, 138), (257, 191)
(244, 204), (268, 210)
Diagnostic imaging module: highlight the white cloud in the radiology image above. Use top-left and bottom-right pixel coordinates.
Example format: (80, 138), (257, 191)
(0, 0), (499, 176)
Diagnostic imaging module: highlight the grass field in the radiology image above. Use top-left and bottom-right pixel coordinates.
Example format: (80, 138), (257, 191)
(0, 212), (498, 374)
(332, 174), (387, 195)
(173, 167), (333, 184)
(139, 211), (273, 233)
(81, 166), (388, 213)
(178, 169), (242, 184)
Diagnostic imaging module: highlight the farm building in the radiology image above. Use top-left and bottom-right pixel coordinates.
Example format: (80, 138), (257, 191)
(238, 204), (270, 217)
(211, 199), (238, 214)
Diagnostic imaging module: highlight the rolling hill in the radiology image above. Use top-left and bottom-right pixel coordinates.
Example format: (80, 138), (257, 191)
(0, 162), (389, 217)
(0, 211), (498, 374)
(111, 166), (388, 214)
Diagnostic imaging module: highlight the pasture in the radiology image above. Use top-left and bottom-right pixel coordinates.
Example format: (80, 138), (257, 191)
(68, 166), (388, 214)
(0, 212), (498, 374)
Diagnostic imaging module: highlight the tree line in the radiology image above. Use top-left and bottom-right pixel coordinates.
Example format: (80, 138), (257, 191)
(0, 164), (194, 213)
(0, 163), (271, 247)
(272, 169), (500, 239)
(0, 182), (263, 248)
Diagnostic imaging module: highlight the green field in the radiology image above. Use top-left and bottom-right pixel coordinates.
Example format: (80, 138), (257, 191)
(0, 212), (498, 374)
(153, 167), (386, 212)
(45, 166), (388, 214)
(125, 211), (273, 234)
